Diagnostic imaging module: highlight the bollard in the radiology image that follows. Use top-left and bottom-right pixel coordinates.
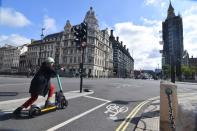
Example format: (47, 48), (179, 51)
(160, 81), (178, 131)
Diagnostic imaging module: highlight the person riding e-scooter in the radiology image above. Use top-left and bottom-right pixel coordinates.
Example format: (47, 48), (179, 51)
(13, 57), (60, 116)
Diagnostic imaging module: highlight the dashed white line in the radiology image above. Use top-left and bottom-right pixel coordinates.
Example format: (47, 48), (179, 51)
(47, 101), (110, 131)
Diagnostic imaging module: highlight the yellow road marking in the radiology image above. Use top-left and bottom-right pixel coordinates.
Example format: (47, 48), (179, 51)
(122, 101), (149, 130)
(116, 96), (159, 131)
(116, 101), (147, 131)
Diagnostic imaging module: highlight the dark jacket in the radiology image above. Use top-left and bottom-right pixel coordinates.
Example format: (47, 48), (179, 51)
(29, 62), (56, 97)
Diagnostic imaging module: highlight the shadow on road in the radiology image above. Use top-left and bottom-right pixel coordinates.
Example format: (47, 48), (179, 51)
(141, 110), (159, 118)
(114, 116), (141, 124)
(0, 92), (18, 96)
(0, 110), (30, 121)
(111, 100), (146, 105)
(0, 128), (20, 131)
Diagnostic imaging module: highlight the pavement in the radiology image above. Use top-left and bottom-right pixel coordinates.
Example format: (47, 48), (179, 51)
(135, 81), (197, 131)
(135, 99), (160, 131)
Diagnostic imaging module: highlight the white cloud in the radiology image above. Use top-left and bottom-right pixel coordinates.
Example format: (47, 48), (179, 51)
(182, 5), (197, 57)
(0, 34), (30, 46)
(0, 7), (31, 27)
(145, 0), (157, 5)
(144, 0), (166, 7)
(43, 15), (57, 34)
(113, 20), (162, 70)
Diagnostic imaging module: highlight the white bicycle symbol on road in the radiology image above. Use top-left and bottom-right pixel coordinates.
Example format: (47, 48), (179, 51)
(104, 104), (128, 117)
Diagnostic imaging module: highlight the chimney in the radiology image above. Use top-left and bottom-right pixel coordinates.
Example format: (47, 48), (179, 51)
(116, 37), (119, 42)
(127, 48), (129, 52)
(120, 41), (122, 46)
(110, 30), (114, 36)
(31, 39), (35, 43)
(124, 45), (126, 49)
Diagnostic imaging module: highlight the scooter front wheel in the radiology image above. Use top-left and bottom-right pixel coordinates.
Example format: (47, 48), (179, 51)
(60, 98), (68, 109)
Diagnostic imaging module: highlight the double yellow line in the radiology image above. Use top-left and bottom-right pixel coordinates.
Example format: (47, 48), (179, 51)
(116, 96), (159, 131)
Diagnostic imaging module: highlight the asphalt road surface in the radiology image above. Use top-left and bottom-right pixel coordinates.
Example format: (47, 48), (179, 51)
(0, 76), (160, 131)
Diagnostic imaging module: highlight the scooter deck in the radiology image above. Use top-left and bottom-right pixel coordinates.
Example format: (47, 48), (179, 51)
(41, 105), (57, 113)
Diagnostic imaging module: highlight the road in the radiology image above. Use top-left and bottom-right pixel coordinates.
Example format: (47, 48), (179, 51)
(0, 77), (160, 131)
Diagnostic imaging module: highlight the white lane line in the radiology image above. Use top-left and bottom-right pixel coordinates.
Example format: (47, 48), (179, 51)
(47, 101), (110, 131)
(0, 83), (29, 87)
(84, 95), (111, 102)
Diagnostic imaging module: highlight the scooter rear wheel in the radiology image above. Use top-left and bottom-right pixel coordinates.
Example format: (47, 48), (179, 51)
(29, 106), (41, 118)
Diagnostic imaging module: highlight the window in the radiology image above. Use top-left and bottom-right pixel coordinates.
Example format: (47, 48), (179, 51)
(64, 57), (67, 63)
(71, 49), (73, 54)
(70, 57), (72, 63)
(78, 56), (81, 63)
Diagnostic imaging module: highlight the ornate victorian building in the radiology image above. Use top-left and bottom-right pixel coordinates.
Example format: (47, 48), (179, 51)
(27, 7), (113, 77)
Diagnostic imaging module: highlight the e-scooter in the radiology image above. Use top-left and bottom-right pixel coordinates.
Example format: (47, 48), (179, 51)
(28, 74), (68, 118)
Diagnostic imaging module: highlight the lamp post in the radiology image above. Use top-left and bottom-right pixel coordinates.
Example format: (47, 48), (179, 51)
(39, 28), (45, 66)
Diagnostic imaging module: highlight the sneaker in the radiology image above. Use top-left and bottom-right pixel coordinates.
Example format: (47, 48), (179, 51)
(13, 107), (22, 115)
(45, 100), (53, 107)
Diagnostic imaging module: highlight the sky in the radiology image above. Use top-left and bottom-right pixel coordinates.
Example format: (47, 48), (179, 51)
(0, 0), (197, 70)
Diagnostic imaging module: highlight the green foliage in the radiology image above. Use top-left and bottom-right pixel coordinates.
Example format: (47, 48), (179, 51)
(181, 65), (197, 79)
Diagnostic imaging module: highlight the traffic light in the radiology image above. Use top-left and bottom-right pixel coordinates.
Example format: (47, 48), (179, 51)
(72, 22), (88, 50)
(80, 22), (87, 43)
(72, 25), (81, 50)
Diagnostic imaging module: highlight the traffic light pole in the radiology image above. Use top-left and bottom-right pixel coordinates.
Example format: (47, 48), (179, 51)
(73, 22), (87, 93)
(80, 46), (85, 93)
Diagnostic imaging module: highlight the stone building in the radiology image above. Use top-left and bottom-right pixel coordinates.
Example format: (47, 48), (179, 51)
(27, 7), (113, 77)
(0, 44), (28, 73)
(109, 30), (134, 78)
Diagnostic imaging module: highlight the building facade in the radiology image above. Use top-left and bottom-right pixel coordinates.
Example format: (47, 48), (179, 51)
(189, 57), (197, 80)
(162, 1), (184, 80)
(182, 50), (189, 66)
(0, 44), (28, 73)
(27, 7), (113, 77)
(189, 57), (197, 68)
(109, 30), (134, 78)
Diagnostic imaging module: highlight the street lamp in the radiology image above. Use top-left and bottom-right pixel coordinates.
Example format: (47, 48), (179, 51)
(39, 28), (45, 66)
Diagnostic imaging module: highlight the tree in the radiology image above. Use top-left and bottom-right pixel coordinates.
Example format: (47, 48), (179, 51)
(181, 66), (197, 80)
(181, 66), (191, 79)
